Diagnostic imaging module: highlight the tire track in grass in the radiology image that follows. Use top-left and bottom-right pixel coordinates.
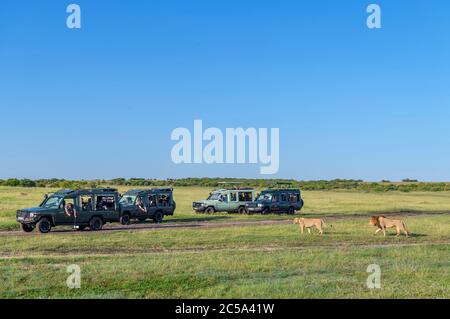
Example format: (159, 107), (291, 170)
(1, 240), (449, 260)
(1, 211), (449, 237)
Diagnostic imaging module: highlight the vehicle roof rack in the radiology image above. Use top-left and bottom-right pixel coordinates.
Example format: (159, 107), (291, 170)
(93, 188), (118, 192)
(54, 189), (75, 195)
(266, 181), (297, 190)
(215, 182), (255, 191)
(148, 188), (173, 193)
(263, 188), (300, 192)
(125, 188), (173, 194)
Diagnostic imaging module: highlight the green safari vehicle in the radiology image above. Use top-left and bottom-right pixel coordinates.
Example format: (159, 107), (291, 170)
(192, 188), (256, 214)
(119, 188), (176, 224)
(16, 188), (122, 233)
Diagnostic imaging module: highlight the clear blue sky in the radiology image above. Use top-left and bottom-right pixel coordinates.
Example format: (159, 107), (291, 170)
(1, 0), (449, 181)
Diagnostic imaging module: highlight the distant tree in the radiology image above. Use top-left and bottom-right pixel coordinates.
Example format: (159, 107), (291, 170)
(4, 178), (20, 187)
(402, 178), (419, 183)
(20, 179), (36, 187)
(1, 177), (449, 192)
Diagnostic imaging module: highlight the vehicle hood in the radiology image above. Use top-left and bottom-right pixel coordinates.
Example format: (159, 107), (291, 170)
(193, 200), (215, 205)
(19, 206), (54, 214)
(247, 200), (270, 207)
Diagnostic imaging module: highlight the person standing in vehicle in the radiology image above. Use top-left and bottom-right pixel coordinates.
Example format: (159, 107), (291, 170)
(65, 203), (79, 230)
(136, 197), (146, 214)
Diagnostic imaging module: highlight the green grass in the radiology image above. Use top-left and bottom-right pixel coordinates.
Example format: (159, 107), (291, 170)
(2, 245), (448, 299)
(1, 186), (449, 298)
(1, 215), (450, 256)
(0, 215), (449, 298)
(2, 186), (450, 230)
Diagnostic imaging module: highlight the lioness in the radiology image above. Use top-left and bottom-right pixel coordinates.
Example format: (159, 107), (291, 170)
(370, 216), (410, 237)
(293, 218), (327, 235)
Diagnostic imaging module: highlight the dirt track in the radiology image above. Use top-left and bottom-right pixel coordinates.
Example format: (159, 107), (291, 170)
(1, 210), (449, 237)
(3, 240), (450, 260)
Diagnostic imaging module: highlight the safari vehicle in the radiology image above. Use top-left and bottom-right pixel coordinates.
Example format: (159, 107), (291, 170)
(193, 188), (256, 214)
(119, 188), (176, 224)
(16, 188), (121, 233)
(246, 189), (304, 214)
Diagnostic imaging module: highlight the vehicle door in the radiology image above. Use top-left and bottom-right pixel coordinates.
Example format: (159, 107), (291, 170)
(238, 191), (253, 205)
(289, 192), (301, 209)
(94, 194), (117, 222)
(271, 194), (280, 212)
(55, 196), (76, 225)
(78, 194), (94, 224)
(147, 194), (157, 217)
(157, 193), (170, 214)
(162, 192), (174, 214)
(227, 191), (239, 212)
(216, 192), (231, 212)
(279, 193), (289, 212)
(132, 195), (144, 218)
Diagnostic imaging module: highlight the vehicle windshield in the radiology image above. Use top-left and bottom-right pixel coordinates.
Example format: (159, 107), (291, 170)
(207, 193), (222, 200)
(40, 196), (63, 208)
(257, 193), (273, 201)
(120, 195), (137, 205)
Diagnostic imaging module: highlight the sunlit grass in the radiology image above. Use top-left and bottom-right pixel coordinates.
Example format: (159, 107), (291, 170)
(0, 215), (449, 298)
(2, 186), (450, 230)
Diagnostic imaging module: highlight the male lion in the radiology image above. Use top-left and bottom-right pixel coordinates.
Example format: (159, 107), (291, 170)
(293, 218), (327, 235)
(370, 216), (410, 237)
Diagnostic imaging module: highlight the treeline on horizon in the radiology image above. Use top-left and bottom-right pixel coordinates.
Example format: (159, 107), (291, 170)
(0, 177), (449, 192)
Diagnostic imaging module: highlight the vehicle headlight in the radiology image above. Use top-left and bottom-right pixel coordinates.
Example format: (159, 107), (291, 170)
(29, 213), (36, 218)
(257, 204), (263, 207)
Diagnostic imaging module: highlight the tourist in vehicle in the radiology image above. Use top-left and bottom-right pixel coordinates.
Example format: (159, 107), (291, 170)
(136, 197), (146, 213)
(65, 202), (79, 230)
(82, 198), (92, 211)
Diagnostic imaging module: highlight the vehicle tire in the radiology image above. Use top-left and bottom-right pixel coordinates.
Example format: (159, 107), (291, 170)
(37, 218), (52, 234)
(138, 217), (147, 222)
(288, 207), (295, 215)
(153, 211), (163, 223)
(21, 223), (35, 233)
(238, 206), (247, 215)
(205, 207), (215, 214)
(262, 207), (270, 215)
(120, 213), (131, 225)
(89, 217), (103, 231)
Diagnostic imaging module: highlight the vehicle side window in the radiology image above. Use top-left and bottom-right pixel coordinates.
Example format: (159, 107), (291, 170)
(281, 194), (287, 202)
(80, 195), (93, 211)
(96, 195), (116, 211)
(272, 195), (278, 202)
(289, 194), (299, 202)
(157, 194), (170, 207)
(238, 192), (252, 201)
(63, 197), (75, 209)
(229, 192), (237, 201)
(148, 194), (157, 207)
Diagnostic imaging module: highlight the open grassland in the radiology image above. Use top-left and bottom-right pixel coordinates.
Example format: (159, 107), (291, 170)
(2, 186), (450, 231)
(0, 215), (449, 298)
(1, 186), (448, 298)
(0, 185), (448, 298)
